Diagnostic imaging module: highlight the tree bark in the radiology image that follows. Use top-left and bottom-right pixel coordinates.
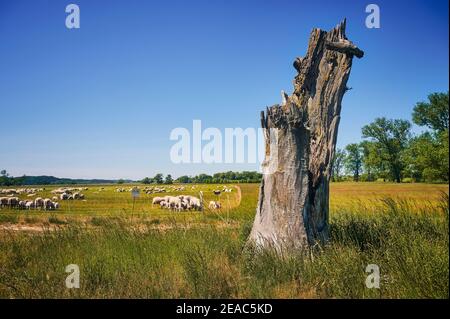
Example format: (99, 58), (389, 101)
(248, 20), (363, 250)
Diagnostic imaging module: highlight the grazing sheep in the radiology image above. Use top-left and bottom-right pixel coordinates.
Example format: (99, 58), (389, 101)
(160, 200), (168, 208)
(181, 198), (190, 210)
(209, 201), (221, 210)
(18, 200), (27, 209)
(25, 201), (35, 210)
(189, 197), (201, 210)
(43, 198), (53, 210)
(0, 197), (8, 208)
(7, 197), (19, 208)
(152, 197), (163, 205)
(168, 196), (181, 211)
(34, 197), (44, 209)
(154, 194), (202, 212)
(213, 190), (221, 195)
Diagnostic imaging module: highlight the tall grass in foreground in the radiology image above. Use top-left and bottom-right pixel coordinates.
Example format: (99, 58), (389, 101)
(0, 195), (448, 299)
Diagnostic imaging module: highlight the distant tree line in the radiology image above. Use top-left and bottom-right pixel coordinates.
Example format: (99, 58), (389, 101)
(0, 172), (119, 186)
(140, 171), (262, 184)
(332, 92), (449, 183)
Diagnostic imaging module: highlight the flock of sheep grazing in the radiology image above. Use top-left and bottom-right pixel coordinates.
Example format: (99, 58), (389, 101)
(51, 187), (87, 201)
(143, 186), (186, 194)
(0, 187), (60, 210)
(152, 195), (202, 212)
(150, 185), (234, 212)
(151, 195), (223, 212)
(213, 187), (233, 195)
(0, 186), (89, 211)
(0, 187), (45, 196)
(0, 184), (234, 212)
(0, 196), (59, 210)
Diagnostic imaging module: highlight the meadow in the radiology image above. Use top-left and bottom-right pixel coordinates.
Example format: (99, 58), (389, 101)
(0, 182), (448, 298)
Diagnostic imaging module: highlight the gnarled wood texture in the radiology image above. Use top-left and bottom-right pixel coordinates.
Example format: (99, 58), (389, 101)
(249, 20), (363, 250)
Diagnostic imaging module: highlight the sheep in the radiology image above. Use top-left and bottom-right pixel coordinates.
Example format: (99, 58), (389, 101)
(25, 201), (35, 210)
(18, 200), (27, 210)
(179, 195), (190, 206)
(209, 201), (221, 210)
(161, 200), (172, 209)
(7, 197), (19, 208)
(168, 196), (181, 211)
(0, 197), (8, 208)
(43, 198), (53, 210)
(181, 198), (191, 210)
(34, 197), (44, 209)
(152, 197), (163, 205)
(213, 190), (221, 195)
(189, 197), (201, 210)
(59, 192), (84, 200)
(46, 201), (56, 210)
(154, 194), (202, 212)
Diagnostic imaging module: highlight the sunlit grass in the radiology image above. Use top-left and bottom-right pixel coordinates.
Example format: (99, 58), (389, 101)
(0, 182), (448, 298)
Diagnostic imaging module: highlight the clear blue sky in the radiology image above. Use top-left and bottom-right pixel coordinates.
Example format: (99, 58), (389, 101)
(0, 0), (448, 179)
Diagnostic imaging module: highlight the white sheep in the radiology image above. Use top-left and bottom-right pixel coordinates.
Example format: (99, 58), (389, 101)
(209, 201), (221, 210)
(152, 197), (163, 205)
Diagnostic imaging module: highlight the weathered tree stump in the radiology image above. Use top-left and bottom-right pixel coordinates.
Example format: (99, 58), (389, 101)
(249, 20), (363, 250)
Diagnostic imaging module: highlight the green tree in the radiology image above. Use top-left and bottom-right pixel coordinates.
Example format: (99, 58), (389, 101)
(141, 177), (152, 184)
(0, 171), (10, 186)
(331, 148), (346, 182)
(405, 130), (449, 182)
(412, 92), (449, 133)
(360, 141), (382, 181)
(153, 173), (164, 184)
(408, 92), (449, 182)
(164, 174), (173, 184)
(344, 143), (363, 181)
(117, 179), (125, 184)
(176, 175), (192, 183)
(193, 174), (213, 183)
(362, 118), (411, 183)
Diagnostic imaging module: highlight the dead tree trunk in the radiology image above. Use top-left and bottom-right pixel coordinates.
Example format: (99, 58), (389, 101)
(248, 20), (363, 250)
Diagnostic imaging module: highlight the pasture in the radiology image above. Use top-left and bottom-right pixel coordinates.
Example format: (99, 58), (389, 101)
(0, 182), (448, 298)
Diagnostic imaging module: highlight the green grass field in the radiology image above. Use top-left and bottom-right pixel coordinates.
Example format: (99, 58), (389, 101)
(0, 182), (448, 298)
